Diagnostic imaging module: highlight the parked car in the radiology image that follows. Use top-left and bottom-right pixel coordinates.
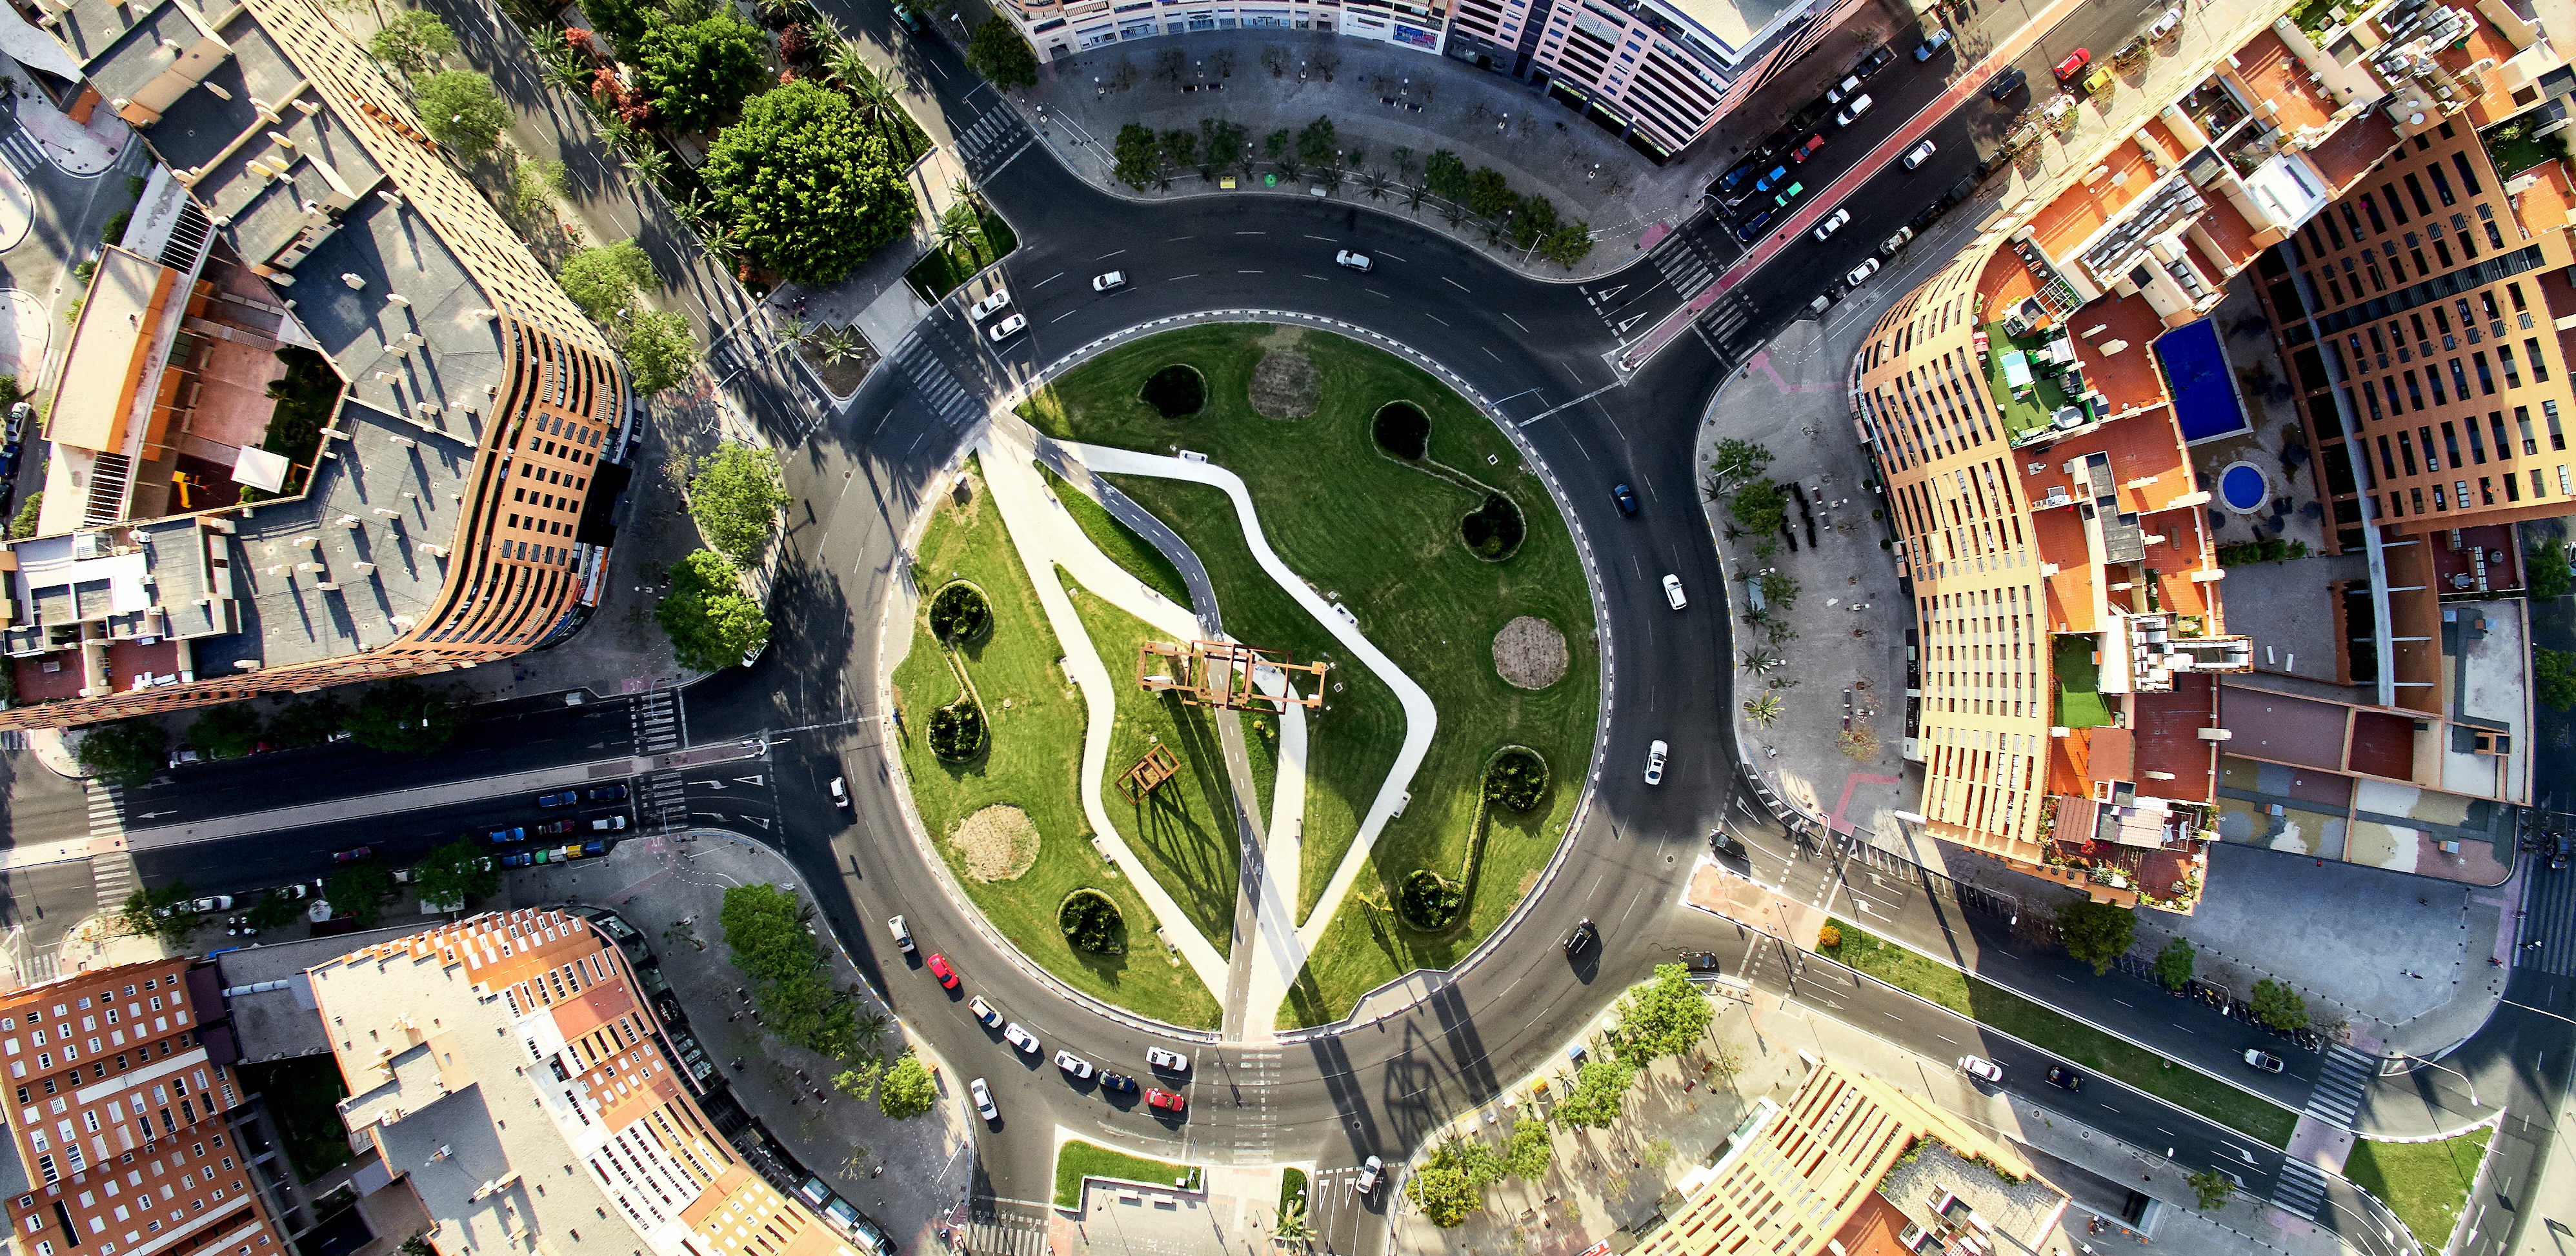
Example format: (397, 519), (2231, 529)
(1662, 573), (1688, 609)
(1958, 1056), (2004, 1083)
(1335, 250), (1373, 271)
(168, 748), (202, 768)
(1092, 272), (1127, 291)
(2146, 6), (2181, 39)
(1002, 1022), (1040, 1054)
(1611, 483), (1640, 515)
(1789, 134), (1827, 163)
(1644, 740), (1668, 785)
(1916, 28), (1953, 60)
(927, 953), (960, 989)
(538, 790), (579, 808)
(1735, 210), (1776, 242)
(334, 846), (373, 862)
(2244, 1049), (2287, 1073)
(1824, 73), (1864, 105)
(1834, 95), (1875, 126)
(1145, 1046), (1191, 1073)
(1356, 1155), (1385, 1193)
(891, 3), (925, 34)
(1564, 918), (1597, 955)
(1685, 952), (1724, 972)
(1098, 1071), (1140, 1093)
(485, 826), (526, 844)
(589, 815), (628, 832)
(1145, 1087), (1187, 1114)
(1813, 208), (1852, 241)
(1710, 828), (1749, 859)
(535, 818), (578, 837)
(1752, 164), (1793, 193)
(969, 288), (1012, 320)
(987, 314), (1026, 342)
(888, 915), (916, 953)
(1056, 1051), (1095, 1079)
(588, 784), (629, 802)
(1847, 257), (1884, 287)
(1986, 66), (2028, 99)
(1904, 139), (1938, 170)
(1853, 45), (1895, 76)
(1880, 226), (1916, 256)
(971, 1077), (996, 1120)
(2046, 1066), (2083, 1090)
(1713, 158), (1763, 194)
(173, 895), (230, 915)
(969, 996), (1003, 1029)
(500, 852), (535, 868)
(2054, 48), (2091, 81)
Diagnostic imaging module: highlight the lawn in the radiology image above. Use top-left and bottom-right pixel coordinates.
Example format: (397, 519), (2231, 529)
(1054, 1139), (1202, 1207)
(1062, 571), (1240, 955)
(2344, 1128), (2491, 1249)
(903, 211), (1020, 303)
(1821, 920), (2299, 1148)
(236, 1057), (352, 1182)
(889, 461), (1220, 1027)
(1039, 461), (1192, 605)
(2054, 635), (2114, 728)
(1022, 323), (1598, 1028)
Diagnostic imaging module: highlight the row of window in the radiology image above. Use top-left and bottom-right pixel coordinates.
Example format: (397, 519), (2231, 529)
(2375, 463), (2568, 519)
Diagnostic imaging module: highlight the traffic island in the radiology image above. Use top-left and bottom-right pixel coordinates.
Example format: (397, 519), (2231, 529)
(1052, 1139), (1205, 1209)
(2341, 1124), (2495, 1250)
(1021, 323), (1599, 1028)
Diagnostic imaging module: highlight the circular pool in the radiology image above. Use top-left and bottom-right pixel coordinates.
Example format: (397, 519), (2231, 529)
(2217, 462), (2268, 514)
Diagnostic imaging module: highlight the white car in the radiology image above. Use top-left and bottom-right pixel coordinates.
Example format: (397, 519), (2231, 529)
(887, 915), (916, 953)
(1334, 250), (1373, 272)
(190, 895), (234, 913)
(1834, 94), (1874, 126)
(1644, 740), (1667, 786)
(1003, 1022), (1040, 1053)
(1145, 1046), (1190, 1072)
(1847, 257), (1883, 287)
(2146, 5), (2181, 38)
(1662, 574), (1688, 610)
(1056, 1050), (1095, 1079)
(988, 314), (1027, 342)
(1903, 139), (1937, 170)
(1824, 73), (1864, 105)
(1813, 208), (1852, 242)
(969, 288), (1011, 319)
(1355, 1155), (1385, 1193)
(1092, 271), (1126, 291)
(971, 1077), (997, 1120)
(589, 815), (628, 832)
(1958, 1055), (2004, 1083)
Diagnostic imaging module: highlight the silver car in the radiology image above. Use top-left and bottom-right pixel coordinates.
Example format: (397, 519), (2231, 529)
(971, 1077), (996, 1120)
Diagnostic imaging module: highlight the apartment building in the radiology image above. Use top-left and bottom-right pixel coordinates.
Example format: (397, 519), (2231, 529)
(0, 0), (631, 728)
(305, 909), (890, 1256)
(1848, 6), (2412, 906)
(1632, 1062), (2067, 1256)
(998, 0), (1453, 59)
(0, 959), (289, 1256)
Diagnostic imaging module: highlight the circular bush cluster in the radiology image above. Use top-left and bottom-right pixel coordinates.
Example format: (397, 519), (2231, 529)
(928, 701), (986, 761)
(1141, 364), (1207, 418)
(1397, 868), (1464, 930)
(1373, 401), (1429, 459)
(1059, 889), (1125, 954)
(1460, 494), (1525, 560)
(1483, 748), (1549, 812)
(929, 583), (992, 642)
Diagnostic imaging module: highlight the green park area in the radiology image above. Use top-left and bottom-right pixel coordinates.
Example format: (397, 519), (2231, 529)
(1023, 323), (1598, 1027)
(1054, 1139), (1202, 1208)
(888, 460), (1218, 1028)
(2344, 1127), (2491, 1248)
(1821, 920), (2298, 1148)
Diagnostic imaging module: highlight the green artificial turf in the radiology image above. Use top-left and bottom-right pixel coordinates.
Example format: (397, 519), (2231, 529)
(889, 462), (1218, 1027)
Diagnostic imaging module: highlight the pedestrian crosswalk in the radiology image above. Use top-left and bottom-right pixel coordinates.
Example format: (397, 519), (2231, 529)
(1648, 230), (1718, 301)
(2516, 859), (2576, 975)
(633, 690), (682, 754)
(891, 335), (981, 429)
(2271, 1157), (2329, 1223)
(84, 781), (126, 841)
(2304, 1044), (2373, 1130)
(90, 851), (137, 922)
(957, 1213), (1047, 1256)
(0, 730), (25, 750)
(0, 126), (43, 177)
(640, 770), (688, 833)
(954, 106), (1032, 177)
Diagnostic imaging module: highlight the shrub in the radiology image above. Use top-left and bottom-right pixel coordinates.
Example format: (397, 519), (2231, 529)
(1731, 478), (1788, 535)
(1482, 749), (1548, 812)
(1818, 922), (1842, 950)
(2217, 537), (2311, 566)
(1459, 494), (1524, 559)
(929, 583), (992, 642)
(929, 701), (986, 761)
(1397, 869), (1464, 929)
(1372, 401), (1429, 459)
(1058, 890), (1125, 954)
(1140, 364), (1205, 417)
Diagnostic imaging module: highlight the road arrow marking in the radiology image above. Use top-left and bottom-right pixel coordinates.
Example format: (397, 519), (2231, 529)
(734, 775), (765, 786)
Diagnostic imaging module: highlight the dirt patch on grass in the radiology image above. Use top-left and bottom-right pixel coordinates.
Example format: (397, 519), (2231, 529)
(952, 804), (1041, 881)
(1493, 615), (1568, 690)
(1249, 351), (1322, 419)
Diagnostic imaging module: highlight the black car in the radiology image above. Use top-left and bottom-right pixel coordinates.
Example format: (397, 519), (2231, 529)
(589, 783), (629, 802)
(1684, 952), (1723, 973)
(1710, 828), (1747, 858)
(1098, 1071), (1140, 1093)
(1909, 203), (1944, 231)
(1611, 483), (1639, 515)
(1735, 210), (1776, 243)
(2046, 1066), (2082, 1090)
(1986, 65), (2028, 100)
(1711, 159), (1762, 196)
(1564, 918), (1597, 955)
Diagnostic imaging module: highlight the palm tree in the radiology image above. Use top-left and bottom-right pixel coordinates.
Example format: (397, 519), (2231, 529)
(825, 37), (871, 92)
(1274, 1197), (1311, 1241)
(853, 1011), (890, 1048)
(805, 10), (846, 47)
(851, 75), (907, 152)
(1743, 694), (1783, 727)
(1404, 183), (1427, 214)
(1276, 155), (1301, 184)
(753, 0), (809, 25)
(621, 145), (670, 191)
(818, 327), (864, 365)
(675, 187), (720, 236)
(772, 314), (810, 348)
(1319, 164), (1344, 194)
(934, 201), (982, 260)
(1440, 201), (1467, 229)
(949, 177), (981, 212)
(1360, 170), (1392, 201)
(700, 228), (745, 275)
(543, 47), (592, 96)
(1741, 649), (1780, 674)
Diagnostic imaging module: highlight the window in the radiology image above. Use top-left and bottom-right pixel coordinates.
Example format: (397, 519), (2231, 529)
(2406, 173), (2434, 215)
(2508, 468), (2524, 499)
(2480, 476), (2495, 504)
(2528, 339), (2551, 382)
(2501, 344), (2521, 387)
(2491, 411), (2511, 459)
(2548, 400), (2564, 450)
(2470, 414), (2490, 463)
(2455, 152), (2484, 195)
(2400, 430), (2421, 475)
(2520, 406), (2539, 454)
(2429, 163), (2456, 206)
(2475, 353), (2494, 394)
(2451, 358), (2471, 398)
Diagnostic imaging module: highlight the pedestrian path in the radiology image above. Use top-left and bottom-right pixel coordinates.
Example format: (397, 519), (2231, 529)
(2304, 1045), (2375, 1131)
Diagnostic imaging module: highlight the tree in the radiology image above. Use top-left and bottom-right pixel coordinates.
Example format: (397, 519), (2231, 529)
(878, 1050), (937, 1118)
(2187, 1170), (2236, 1211)
(1616, 964), (1715, 1062)
(1552, 1056), (1636, 1129)
(658, 549), (769, 671)
(558, 241), (656, 323)
(187, 704), (263, 760)
(75, 719), (165, 787)
(619, 308), (698, 396)
(1295, 114), (1336, 164)
(370, 10), (458, 76)
(1423, 148), (1468, 200)
(1405, 1139), (1502, 1227)
(1466, 166), (1514, 219)
(581, 0), (655, 50)
(246, 890), (302, 930)
(1511, 194), (1560, 250)
(324, 861), (398, 928)
(118, 881), (197, 946)
(689, 443), (790, 564)
(965, 17), (1037, 88)
(415, 839), (499, 910)
(1112, 123), (1160, 189)
(933, 201), (983, 259)
(2537, 647), (2576, 712)
(719, 883), (861, 1056)
(831, 1055), (885, 1102)
(2057, 901), (2136, 975)
(507, 157), (569, 231)
(2153, 937), (2196, 991)
(2530, 541), (2570, 599)
(346, 678), (457, 754)
(2251, 978), (2308, 1030)
(415, 71), (511, 163)
(1540, 221), (1594, 269)
(700, 80), (911, 284)
(1709, 439), (1776, 492)
(635, 14), (767, 134)
(1500, 1115), (1553, 1179)
(1161, 128), (1197, 171)
(268, 696), (345, 748)
(1731, 478), (1787, 535)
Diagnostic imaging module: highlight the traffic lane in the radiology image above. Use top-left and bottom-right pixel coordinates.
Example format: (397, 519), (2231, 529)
(1302, 1161), (1385, 1256)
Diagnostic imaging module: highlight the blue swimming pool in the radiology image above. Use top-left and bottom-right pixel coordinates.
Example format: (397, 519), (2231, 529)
(2220, 463), (2267, 512)
(2153, 317), (2250, 444)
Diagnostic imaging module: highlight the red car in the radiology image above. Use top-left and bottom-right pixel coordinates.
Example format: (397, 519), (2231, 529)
(926, 953), (960, 990)
(1145, 1087), (1186, 1114)
(1789, 134), (1827, 163)
(2053, 48), (2090, 81)
(332, 846), (372, 862)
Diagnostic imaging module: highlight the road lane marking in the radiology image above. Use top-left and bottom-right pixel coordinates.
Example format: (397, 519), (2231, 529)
(1238, 269), (1263, 273)
(1504, 312), (1531, 333)
(1365, 288), (1390, 298)
(1443, 277), (1471, 291)
(1424, 314), (1448, 325)
(1033, 272), (1063, 288)
(1164, 274), (1199, 281)
(1303, 234), (1335, 241)
(1096, 249), (1127, 259)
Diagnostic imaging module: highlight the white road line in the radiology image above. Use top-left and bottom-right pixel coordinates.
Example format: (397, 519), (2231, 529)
(1424, 314), (1447, 326)
(1238, 269), (1263, 273)
(1303, 234), (1335, 241)
(1033, 272), (1063, 288)
(1164, 274), (1199, 281)
(1443, 277), (1470, 291)
(1096, 249), (1127, 259)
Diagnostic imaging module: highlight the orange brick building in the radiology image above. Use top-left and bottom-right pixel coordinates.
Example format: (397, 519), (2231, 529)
(0, 960), (288, 1256)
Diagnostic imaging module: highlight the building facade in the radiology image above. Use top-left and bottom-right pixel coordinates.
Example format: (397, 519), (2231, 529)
(0, 0), (632, 729)
(0, 959), (289, 1256)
